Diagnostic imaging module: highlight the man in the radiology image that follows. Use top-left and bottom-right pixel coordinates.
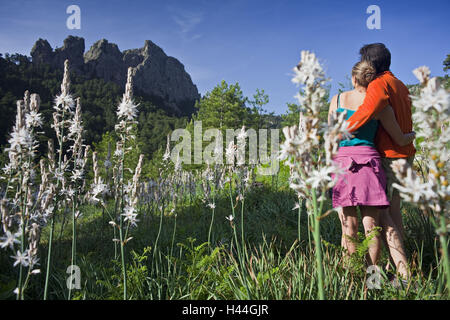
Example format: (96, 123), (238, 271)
(346, 43), (415, 278)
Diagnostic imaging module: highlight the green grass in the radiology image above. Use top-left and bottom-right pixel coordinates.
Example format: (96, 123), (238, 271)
(0, 184), (447, 300)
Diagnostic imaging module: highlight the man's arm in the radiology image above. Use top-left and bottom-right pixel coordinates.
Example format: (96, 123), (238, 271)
(375, 105), (415, 146)
(346, 79), (390, 132)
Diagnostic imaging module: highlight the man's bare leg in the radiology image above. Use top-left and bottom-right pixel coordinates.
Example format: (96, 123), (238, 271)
(389, 192), (404, 237)
(380, 210), (409, 279)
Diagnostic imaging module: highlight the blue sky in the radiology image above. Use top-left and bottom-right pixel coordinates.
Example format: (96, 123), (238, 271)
(0, 0), (449, 115)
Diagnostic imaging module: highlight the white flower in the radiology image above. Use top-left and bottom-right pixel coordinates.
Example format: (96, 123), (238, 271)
(390, 159), (407, 176)
(54, 168), (65, 183)
(0, 231), (21, 250)
(7, 127), (33, 153)
(306, 167), (335, 189)
(225, 142), (236, 164)
(68, 118), (83, 138)
(292, 50), (324, 87)
(279, 126), (301, 161)
(411, 78), (450, 114)
(2, 163), (14, 174)
(225, 215), (234, 222)
(66, 188), (75, 198)
(237, 126), (248, 143)
(71, 169), (83, 182)
(25, 111), (42, 128)
(109, 220), (117, 227)
(207, 203), (216, 209)
(11, 250), (29, 267)
(117, 101), (138, 121)
(91, 179), (108, 202)
(122, 205), (138, 227)
(114, 148), (123, 158)
(54, 94), (74, 111)
(28, 254), (40, 268)
(392, 166), (437, 203)
(412, 66), (430, 84)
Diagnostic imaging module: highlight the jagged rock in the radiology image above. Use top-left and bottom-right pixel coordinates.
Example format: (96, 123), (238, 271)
(53, 36), (85, 72)
(128, 40), (200, 114)
(123, 48), (144, 68)
(84, 39), (125, 84)
(30, 36), (200, 115)
(30, 39), (54, 66)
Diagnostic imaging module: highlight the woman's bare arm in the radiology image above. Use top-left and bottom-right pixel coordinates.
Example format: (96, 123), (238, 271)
(376, 105), (415, 146)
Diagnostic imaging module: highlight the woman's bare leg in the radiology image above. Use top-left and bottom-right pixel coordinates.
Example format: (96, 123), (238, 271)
(361, 206), (382, 266)
(337, 208), (347, 250)
(341, 207), (358, 255)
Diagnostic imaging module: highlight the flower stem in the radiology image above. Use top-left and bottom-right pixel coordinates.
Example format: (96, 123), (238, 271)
(208, 205), (215, 248)
(43, 217), (54, 300)
(298, 198), (302, 244)
(119, 136), (127, 300)
(439, 214), (450, 293)
(68, 194), (77, 300)
(170, 213), (177, 258)
(311, 187), (325, 300)
(240, 195), (246, 256)
(154, 204), (164, 259)
(44, 108), (66, 300)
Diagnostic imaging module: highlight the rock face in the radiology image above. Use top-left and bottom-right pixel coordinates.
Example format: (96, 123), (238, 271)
(31, 36), (85, 72)
(31, 36), (200, 115)
(84, 39), (125, 84)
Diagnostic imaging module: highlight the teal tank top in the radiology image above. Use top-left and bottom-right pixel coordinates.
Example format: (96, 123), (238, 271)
(336, 94), (378, 147)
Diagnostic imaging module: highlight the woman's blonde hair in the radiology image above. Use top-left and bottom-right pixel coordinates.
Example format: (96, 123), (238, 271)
(352, 60), (376, 87)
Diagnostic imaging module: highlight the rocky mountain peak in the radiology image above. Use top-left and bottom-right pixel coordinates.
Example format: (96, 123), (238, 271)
(30, 38), (53, 65)
(30, 36), (200, 115)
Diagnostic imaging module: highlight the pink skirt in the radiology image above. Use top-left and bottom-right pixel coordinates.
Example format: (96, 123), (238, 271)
(332, 146), (389, 208)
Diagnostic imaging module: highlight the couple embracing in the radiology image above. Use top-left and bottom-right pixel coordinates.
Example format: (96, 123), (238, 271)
(328, 43), (415, 283)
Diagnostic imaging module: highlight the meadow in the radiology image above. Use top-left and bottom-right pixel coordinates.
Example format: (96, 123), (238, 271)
(0, 52), (449, 300)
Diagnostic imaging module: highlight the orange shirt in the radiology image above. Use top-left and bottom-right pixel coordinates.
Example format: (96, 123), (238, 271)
(346, 71), (416, 158)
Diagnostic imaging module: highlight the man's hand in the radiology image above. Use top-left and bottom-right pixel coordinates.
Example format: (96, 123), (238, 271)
(404, 131), (416, 145)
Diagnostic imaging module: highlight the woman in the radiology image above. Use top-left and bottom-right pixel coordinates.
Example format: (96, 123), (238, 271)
(328, 60), (413, 277)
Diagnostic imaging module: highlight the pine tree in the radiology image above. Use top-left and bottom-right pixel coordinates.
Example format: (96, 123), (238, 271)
(194, 80), (250, 130)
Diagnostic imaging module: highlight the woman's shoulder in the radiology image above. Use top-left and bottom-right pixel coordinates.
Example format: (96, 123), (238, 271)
(330, 93), (338, 105)
(329, 94), (339, 112)
(331, 91), (346, 104)
(334, 91), (351, 108)
(340, 89), (359, 100)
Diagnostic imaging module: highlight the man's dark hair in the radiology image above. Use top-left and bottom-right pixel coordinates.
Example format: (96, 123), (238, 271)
(359, 43), (391, 74)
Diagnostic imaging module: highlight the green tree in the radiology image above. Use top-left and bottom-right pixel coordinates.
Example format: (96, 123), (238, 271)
(443, 54), (450, 90)
(281, 102), (302, 127)
(194, 80), (250, 130)
(281, 85), (330, 128)
(444, 54), (450, 72)
(249, 88), (271, 130)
